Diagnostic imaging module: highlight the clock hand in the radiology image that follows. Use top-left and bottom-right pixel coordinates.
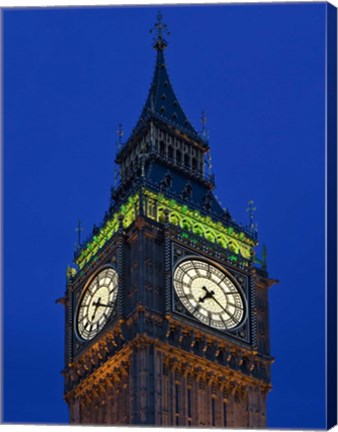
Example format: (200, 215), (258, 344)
(91, 297), (101, 320)
(93, 301), (114, 308)
(209, 292), (236, 320)
(198, 286), (215, 303)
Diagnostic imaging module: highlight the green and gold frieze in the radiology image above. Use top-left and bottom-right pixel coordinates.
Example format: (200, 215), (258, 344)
(74, 188), (255, 270)
(75, 194), (139, 269)
(143, 189), (255, 260)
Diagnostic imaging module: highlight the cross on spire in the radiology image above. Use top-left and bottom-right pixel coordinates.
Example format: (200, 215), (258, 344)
(150, 11), (170, 50)
(246, 200), (256, 228)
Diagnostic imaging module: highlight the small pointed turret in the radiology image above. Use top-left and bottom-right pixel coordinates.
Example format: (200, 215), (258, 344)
(115, 13), (211, 191)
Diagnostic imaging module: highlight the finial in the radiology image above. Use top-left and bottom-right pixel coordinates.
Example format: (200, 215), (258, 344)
(207, 150), (212, 177)
(150, 11), (170, 50)
(246, 200), (256, 229)
(139, 151), (146, 178)
(200, 110), (209, 141)
(116, 123), (124, 150)
(75, 220), (84, 250)
(114, 123), (123, 187)
(262, 244), (267, 272)
(66, 265), (77, 281)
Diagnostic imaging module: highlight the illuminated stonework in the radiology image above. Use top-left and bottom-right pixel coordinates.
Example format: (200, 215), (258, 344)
(143, 189), (255, 259)
(75, 189), (255, 271)
(75, 194), (139, 269)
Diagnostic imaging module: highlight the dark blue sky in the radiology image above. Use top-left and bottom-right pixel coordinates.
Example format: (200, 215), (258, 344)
(3, 4), (327, 427)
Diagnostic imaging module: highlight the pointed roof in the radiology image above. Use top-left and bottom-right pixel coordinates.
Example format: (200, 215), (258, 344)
(132, 13), (204, 144)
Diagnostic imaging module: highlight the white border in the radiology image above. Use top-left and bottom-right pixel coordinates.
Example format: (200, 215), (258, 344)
(0, 0), (337, 8)
(1, 1), (337, 432)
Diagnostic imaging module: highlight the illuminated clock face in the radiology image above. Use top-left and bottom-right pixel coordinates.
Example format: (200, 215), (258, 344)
(76, 268), (118, 341)
(173, 259), (245, 330)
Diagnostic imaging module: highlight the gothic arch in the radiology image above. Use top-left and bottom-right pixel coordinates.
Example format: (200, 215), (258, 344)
(181, 218), (192, 230)
(193, 223), (205, 236)
(228, 239), (240, 253)
(216, 234), (228, 249)
(205, 229), (216, 243)
(169, 211), (182, 226)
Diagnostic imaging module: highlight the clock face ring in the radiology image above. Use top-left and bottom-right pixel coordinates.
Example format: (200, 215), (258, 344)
(173, 258), (246, 330)
(75, 267), (118, 341)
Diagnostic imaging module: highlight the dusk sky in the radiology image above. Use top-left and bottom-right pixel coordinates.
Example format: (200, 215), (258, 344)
(3, 3), (328, 427)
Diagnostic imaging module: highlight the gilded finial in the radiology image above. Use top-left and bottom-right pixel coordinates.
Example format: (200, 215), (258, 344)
(150, 11), (170, 50)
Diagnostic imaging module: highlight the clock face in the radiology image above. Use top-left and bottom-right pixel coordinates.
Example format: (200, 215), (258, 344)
(76, 267), (118, 341)
(173, 259), (245, 330)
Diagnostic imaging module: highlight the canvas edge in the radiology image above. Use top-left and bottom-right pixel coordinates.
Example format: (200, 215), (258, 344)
(326, 2), (338, 430)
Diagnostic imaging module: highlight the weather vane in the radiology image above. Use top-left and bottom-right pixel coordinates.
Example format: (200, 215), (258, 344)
(246, 200), (256, 228)
(150, 11), (170, 49)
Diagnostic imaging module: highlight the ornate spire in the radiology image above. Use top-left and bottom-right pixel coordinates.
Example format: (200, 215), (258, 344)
(132, 13), (203, 143)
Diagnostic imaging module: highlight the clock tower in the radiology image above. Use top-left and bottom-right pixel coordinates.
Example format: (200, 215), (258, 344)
(62, 13), (277, 427)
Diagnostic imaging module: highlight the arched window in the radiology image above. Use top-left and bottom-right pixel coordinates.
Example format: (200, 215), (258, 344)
(168, 145), (174, 160)
(184, 154), (190, 169)
(176, 149), (182, 164)
(192, 157), (197, 172)
(160, 141), (166, 157)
